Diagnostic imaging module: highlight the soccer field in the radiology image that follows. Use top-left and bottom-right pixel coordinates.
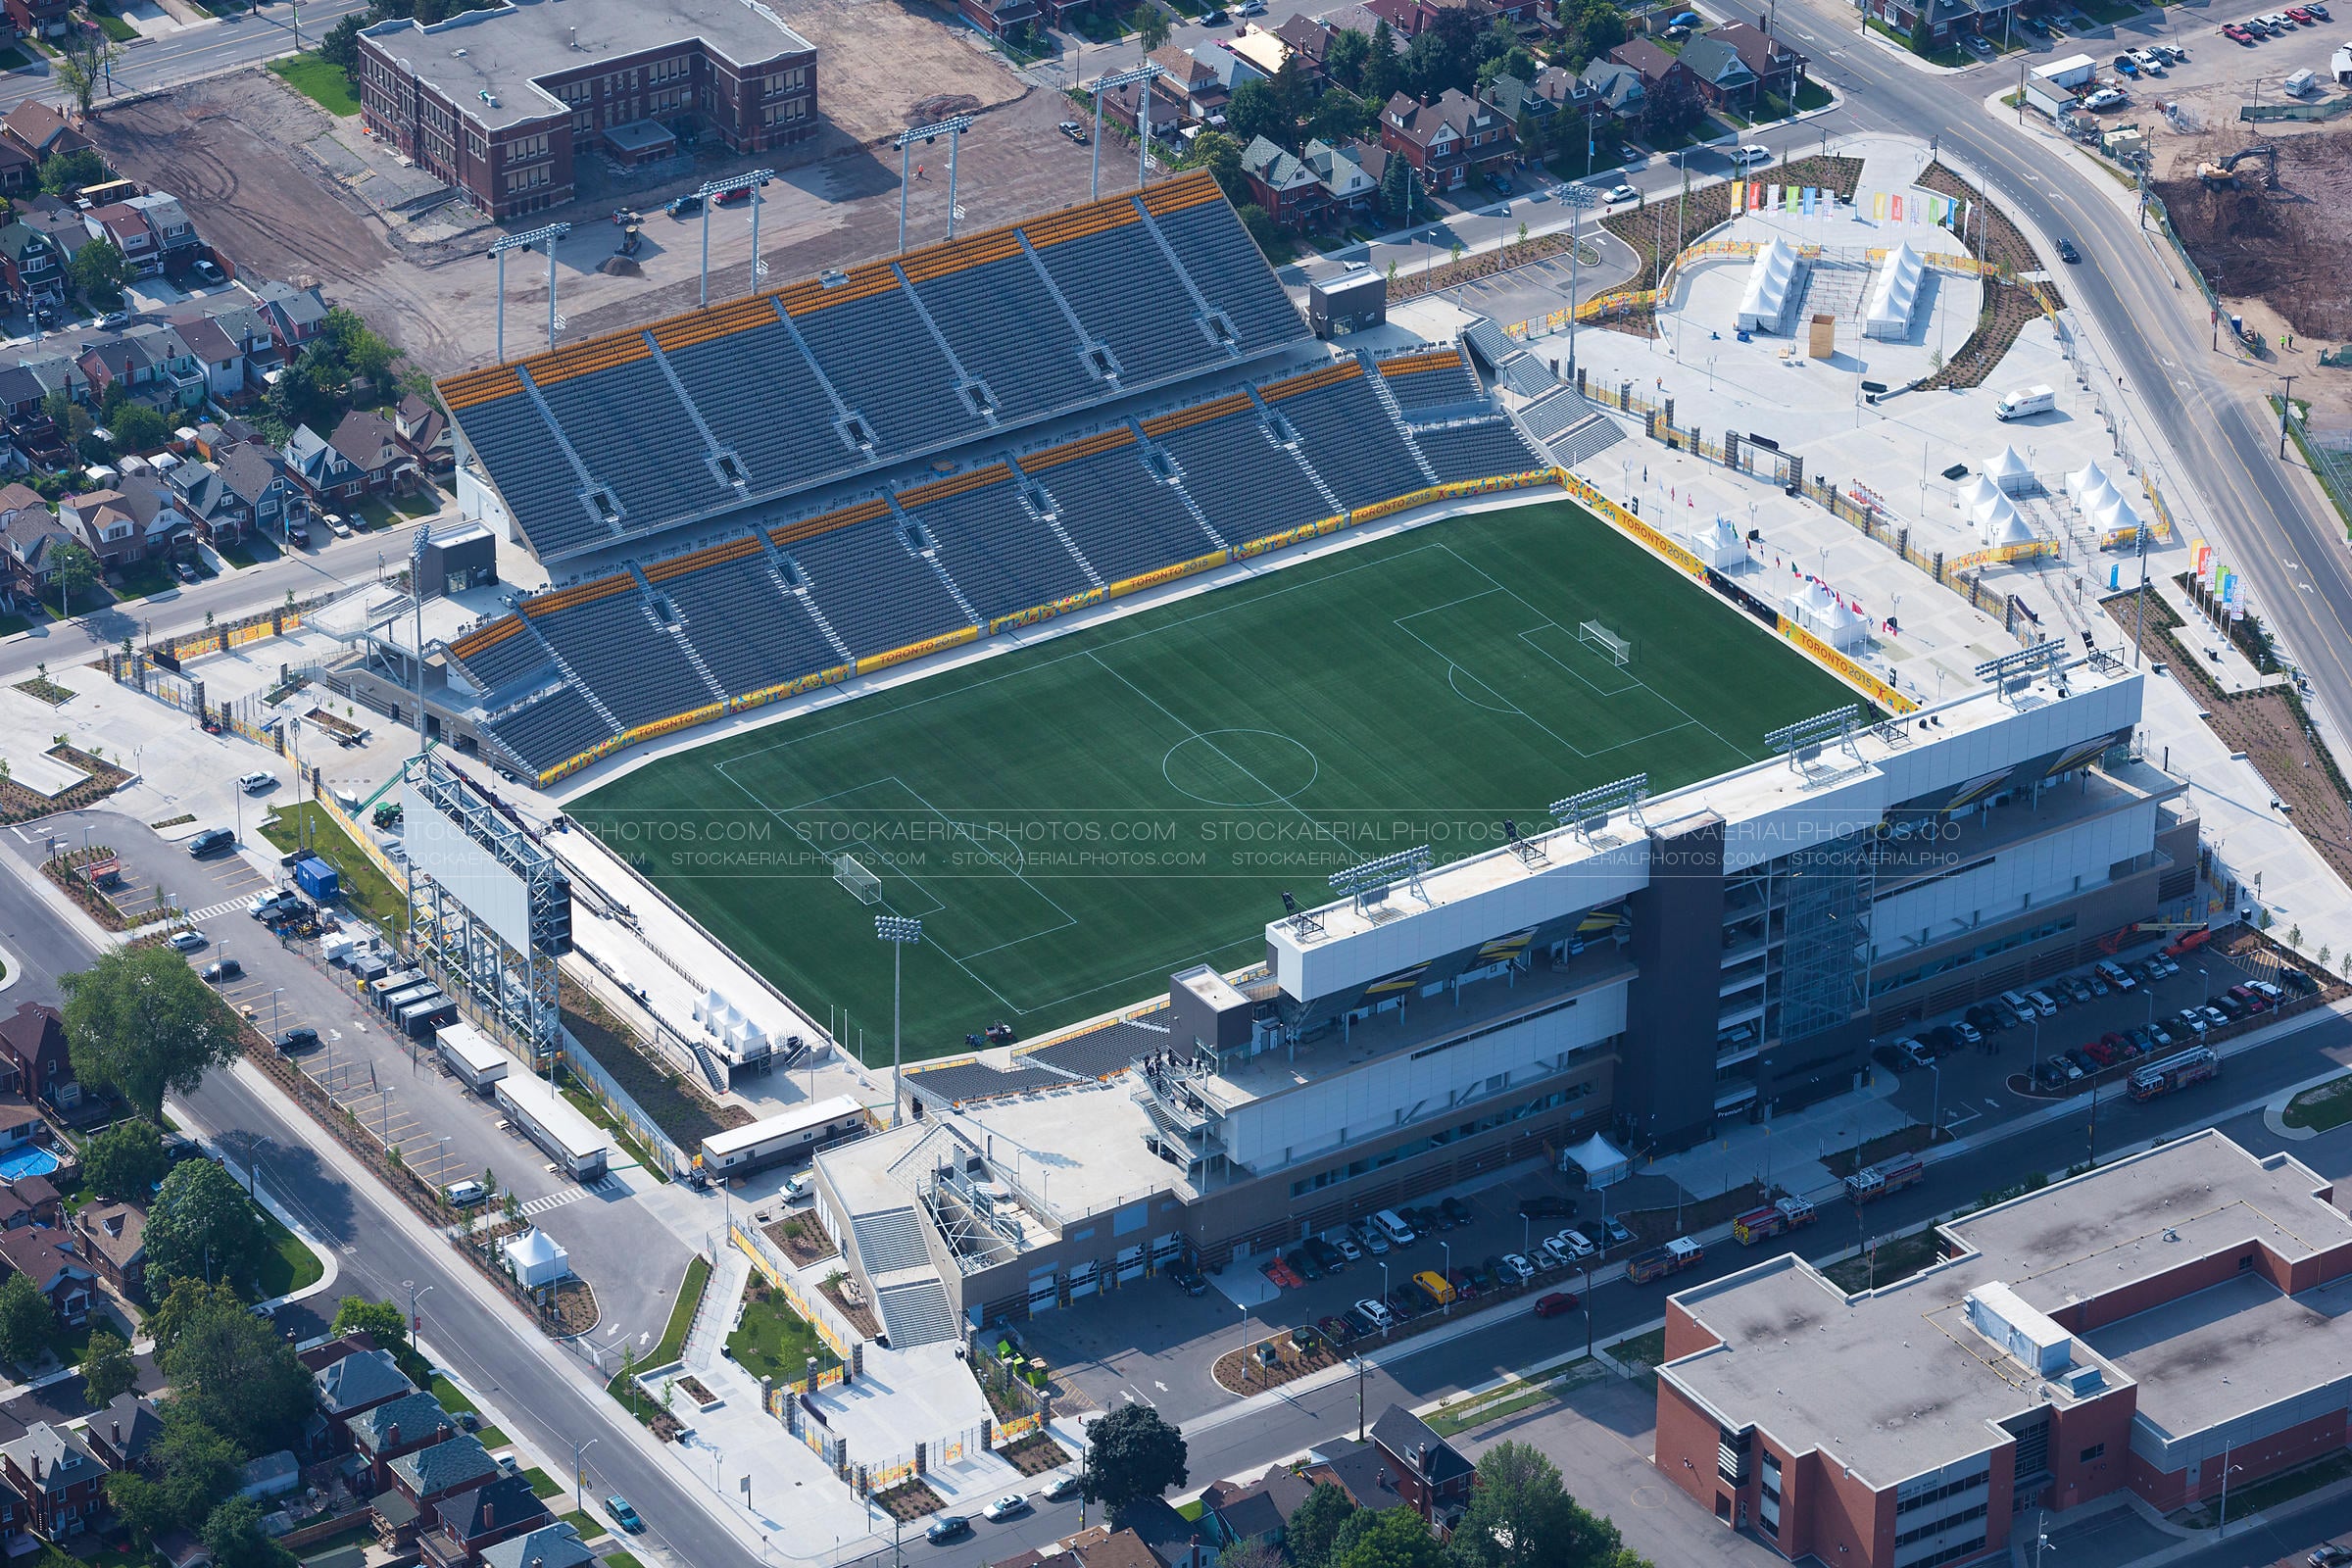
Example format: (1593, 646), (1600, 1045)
(572, 499), (1857, 1057)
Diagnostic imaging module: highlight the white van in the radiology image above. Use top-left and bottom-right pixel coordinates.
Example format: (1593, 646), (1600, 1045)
(1374, 1208), (1417, 1247)
(2026, 990), (2059, 1017)
(1996, 385), (2056, 420)
(2282, 68), (2317, 96)
(1998, 990), (2034, 1017)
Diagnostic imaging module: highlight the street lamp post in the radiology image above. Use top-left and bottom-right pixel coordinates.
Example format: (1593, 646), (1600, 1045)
(876, 916), (922, 1127)
(1440, 1240), (1451, 1314)
(1378, 1260), (1391, 1338)
(572, 1436), (600, 1517)
(1927, 1060), (1941, 1146)
(1559, 183), (1596, 384)
(403, 1279), (435, 1346)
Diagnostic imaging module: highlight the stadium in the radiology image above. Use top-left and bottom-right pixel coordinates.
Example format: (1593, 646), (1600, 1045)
(399, 178), (2197, 1342)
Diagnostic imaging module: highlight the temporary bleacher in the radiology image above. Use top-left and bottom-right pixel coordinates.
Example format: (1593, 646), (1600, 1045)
(895, 466), (1092, 620)
(771, 500), (973, 659)
(444, 172), (1311, 565)
(1413, 418), (1544, 484)
(643, 537), (839, 700)
(1024, 427), (1217, 584)
(1263, 364), (1431, 509)
(1378, 347), (1483, 414)
(524, 579), (711, 729)
(1142, 394), (1335, 544)
(900, 233), (1103, 421)
(488, 686), (615, 766)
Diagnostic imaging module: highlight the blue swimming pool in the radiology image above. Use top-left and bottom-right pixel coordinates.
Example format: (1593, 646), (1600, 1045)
(0, 1147), (59, 1181)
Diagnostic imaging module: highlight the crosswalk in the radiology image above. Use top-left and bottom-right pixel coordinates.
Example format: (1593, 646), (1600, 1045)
(514, 1173), (626, 1218)
(185, 897), (247, 923)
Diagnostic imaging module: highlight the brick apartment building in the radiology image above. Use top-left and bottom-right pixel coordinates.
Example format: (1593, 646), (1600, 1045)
(1653, 1132), (2352, 1568)
(355, 0), (816, 221)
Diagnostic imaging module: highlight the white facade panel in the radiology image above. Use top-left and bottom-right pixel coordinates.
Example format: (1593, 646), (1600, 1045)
(1872, 800), (2156, 950)
(402, 781), (534, 952)
(1220, 978), (1627, 1173)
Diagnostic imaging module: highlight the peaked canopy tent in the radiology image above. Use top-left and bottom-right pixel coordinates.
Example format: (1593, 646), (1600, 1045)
(1958, 473), (2004, 513)
(2078, 474), (2124, 517)
(1984, 444), (2037, 495)
(1691, 515), (1747, 569)
(1738, 239), (1799, 333)
(2065, 460), (2111, 502)
(1864, 242), (1926, 341)
(1564, 1133), (1630, 1188)
(1991, 510), (2038, 548)
(1973, 491), (2024, 544)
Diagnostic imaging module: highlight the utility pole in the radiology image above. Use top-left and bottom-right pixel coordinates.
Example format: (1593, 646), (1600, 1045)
(2278, 374), (2297, 459)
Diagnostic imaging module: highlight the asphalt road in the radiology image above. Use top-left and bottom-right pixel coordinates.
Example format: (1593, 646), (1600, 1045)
(0, 0), (370, 118)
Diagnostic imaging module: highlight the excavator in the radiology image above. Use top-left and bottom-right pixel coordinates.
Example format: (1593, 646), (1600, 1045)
(2195, 145), (2278, 188)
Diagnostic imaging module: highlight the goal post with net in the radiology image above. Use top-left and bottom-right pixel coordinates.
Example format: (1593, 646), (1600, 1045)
(834, 853), (883, 904)
(1580, 620), (1632, 666)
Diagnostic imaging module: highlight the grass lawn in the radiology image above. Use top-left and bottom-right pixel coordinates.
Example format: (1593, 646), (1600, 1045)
(257, 801), (407, 934)
(270, 54), (361, 116)
(255, 1202), (324, 1298)
(2284, 1073), (2352, 1132)
(725, 1283), (834, 1383)
(293, 1521), (372, 1559)
(524, 1466), (564, 1499)
(558, 1509), (602, 1538)
(112, 560), (179, 602)
(392, 491), (439, 518)
(429, 1373), (478, 1414)
(1544, 144), (1630, 182)
(555, 1068), (673, 1183)
(1864, 14), (1972, 65)
(2075, 0), (2142, 20)
(0, 612), (34, 637)
(602, 1555), (645, 1568)
(1792, 77), (1832, 111)
(89, 10), (137, 40)
(219, 540), (263, 568)
(2174, 1449), (2352, 1528)
(577, 500), (1853, 1055)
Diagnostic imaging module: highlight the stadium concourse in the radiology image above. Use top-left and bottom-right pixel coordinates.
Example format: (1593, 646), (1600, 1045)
(427, 172), (1552, 785)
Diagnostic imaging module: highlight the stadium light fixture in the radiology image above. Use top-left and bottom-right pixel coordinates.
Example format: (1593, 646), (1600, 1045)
(696, 169), (777, 309)
(1089, 64), (1164, 201)
(1974, 640), (2069, 705)
(1550, 773), (1647, 840)
(896, 117), (974, 256)
(1765, 706), (1863, 773)
(877, 915), (923, 1128)
(485, 221), (573, 362)
(1554, 183), (1599, 384)
(1329, 847), (1433, 914)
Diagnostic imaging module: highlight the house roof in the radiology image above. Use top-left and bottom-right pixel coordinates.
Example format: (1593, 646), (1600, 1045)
(1271, 13), (1331, 61)
(1202, 1464), (1312, 1541)
(1240, 135), (1316, 192)
(433, 1473), (548, 1543)
(0, 1227), (89, 1293)
(388, 1435), (497, 1498)
(1580, 61), (1646, 108)
(1608, 37), (1684, 82)
(352, 1391), (453, 1457)
(1301, 139), (1376, 198)
(329, 408), (403, 473)
(315, 1347), (416, 1416)
(1303, 1438), (1410, 1512)
(86, 204), (155, 251)
(256, 280), (329, 333)
(169, 462), (237, 526)
(1146, 44), (1221, 94)
(1381, 88), (1501, 150)
(480, 1523), (595, 1568)
(125, 192), (192, 237)
(0, 1422), (100, 1494)
(283, 424), (356, 486)
(1369, 1406), (1473, 1488)
(2, 103), (90, 160)
(1075, 1529), (1162, 1568)
(1117, 1496), (1209, 1567)
(0, 504), (65, 570)
(1710, 20), (1806, 73)
(18, 206), (92, 260)
(74, 1200), (145, 1272)
(1678, 35), (1757, 87)
(168, 315), (239, 366)
(215, 443), (288, 507)
(89, 1394), (162, 1469)
(0, 221), (57, 268)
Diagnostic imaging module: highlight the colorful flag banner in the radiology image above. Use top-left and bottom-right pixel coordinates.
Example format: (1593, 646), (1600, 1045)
(1766, 183), (1781, 210)
(1784, 186), (1798, 213)
(1872, 192), (1887, 219)
(1891, 193), (1904, 220)
(1749, 183), (1764, 210)
(1801, 186), (1817, 215)
(1731, 180), (1746, 208)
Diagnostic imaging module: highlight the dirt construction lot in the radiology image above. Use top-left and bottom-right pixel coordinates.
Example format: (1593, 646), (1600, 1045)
(90, 12), (1098, 377)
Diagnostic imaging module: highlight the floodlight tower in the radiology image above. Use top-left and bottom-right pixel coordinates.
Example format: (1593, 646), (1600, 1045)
(1089, 65), (1163, 200)
(1556, 183), (1598, 382)
(896, 117), (974, 254)
(876, 915), (922, 1127)
(695, 169), (776, 308)
(486, 221), (572, 361)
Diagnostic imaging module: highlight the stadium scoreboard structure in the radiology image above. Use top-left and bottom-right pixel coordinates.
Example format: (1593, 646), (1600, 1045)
(402, 752), (573, 1061)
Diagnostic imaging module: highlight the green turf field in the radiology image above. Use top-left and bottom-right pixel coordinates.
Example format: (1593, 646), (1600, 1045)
(572, 499), (1856, 1057)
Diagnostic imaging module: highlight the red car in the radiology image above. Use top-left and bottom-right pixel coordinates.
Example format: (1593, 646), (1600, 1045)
(1534, 1292), (1579, 1318)
(2221, 22), (2255, 40)
(714, 185), (755, 207)
(2285, 6), (2314, 21)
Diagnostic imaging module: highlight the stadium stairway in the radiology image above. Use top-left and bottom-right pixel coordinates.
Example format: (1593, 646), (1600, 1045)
(886, 494), (986, 626)
(873, 1272), (960, 1348)
(851, 1204), (935, 1274)
(1132, 420), (1228, 551)
(1005, 456), (1106, 589)
(1358, 364), (1441, 486)
(755, 531), (858, 663)
(1245, 382), (1347, 517)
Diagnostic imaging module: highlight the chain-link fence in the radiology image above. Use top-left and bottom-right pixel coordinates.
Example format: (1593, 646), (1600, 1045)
(2302, 427), (2352, 528)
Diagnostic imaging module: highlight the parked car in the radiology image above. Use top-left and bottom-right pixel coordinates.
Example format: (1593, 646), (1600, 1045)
(276, 1026), (319, 1054)
(1043, 1474), (1084, 1502)
(1440, 1197), (1473, 1228)
(1167, 1264), (1207, 1297)
(1285, 1248), (1321, 1282)
(2114, 53), (2140, 74)
(2222, 22), (2256, 39)
(666, 193), (704, 218)
(1330, 1231), (1363, 1262)
(1600, 1216), (1634, 1248)
(445, 1179), (488, 1206)
(926, 1516), (971, 1544)
(1342, 1306), (1380, 1338)
(985, 1495), (1031, 1522)
(1519, 1195), (1576, 1219)
(2305, 1544), (2352, 1566)
(188, 828), (235, 857)
(1604, 183), (1638, 203)
(1552, 1228), (1597, 1260)
(1355, 1298), (1396, 1330)
(2047, 1053), (2083, 1083)
(1317, 1313), (1356, 1347)
(238, 769), (275, 793)
(167, 929), (207, 952)
(1056, 121), (1088, 144)
(1964, 31), (1994, 53)
(200, 958), (242, 984)
(1358, 1225), (1390, 1255)
(173, 560), (199, 584)
(1305, 1236), (1346, 1273)
(1534, 1291), (1580, 1318)
(1499, 1253), (1535, 1284)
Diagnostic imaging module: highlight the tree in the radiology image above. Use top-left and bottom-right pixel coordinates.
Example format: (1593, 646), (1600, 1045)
(60, 943), (243, 1123)
(1080, 1401), (1188, 1524)
(1192, 129), (1247, 203)
(1449, 1443), (1579, 1568)
(1269, 55), (1316, 129)
(81, 1326), (137, 1406)
(54, 28), (117, 118)
(1311, 88), (1375, 148)
(1221, 1544), (1286, 1568)
(1136, 2), (1172, 54)
(111, 402), (170, 455)
(204, 1494), (297, 1568)
(145, 1157), (269, 1294)
(1288, 1482), (1360, 1568)
(1636, 68), (1703, 144)
(1908, 1), (1935, 54)
(1364, 20), (1404, 103)
(86, 1120), (168, 1204)
(160, 1283), (313, 1452)
(330, 1295), (412, 1352)
(0, 1273), (49, 1367)
(1334, 1506), (1449, 1568)
(319, 12), (367, 74)
(1239, 203), (1286, 258)
(1379, 156), (1413, 224)
(1226, 79), (1289, 148)
(1325, 26), (1372, 92)
(37, 147), (105, 198)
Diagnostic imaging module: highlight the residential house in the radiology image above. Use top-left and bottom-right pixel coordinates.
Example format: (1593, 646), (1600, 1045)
(419, 1473), (550, 1568)
(1300, 1435), (1414, 1515)
(315, 1346), (417, 1436)
(1228, 24), (1295, 82)
(1147, 45), (1235, 125)
(0, 139), (32, 196)
(0, 1098), (39, 1152)
(0, 483), (67, 602)
(167, 316), (249, 402)
(0, 1227), (95, 1324)
(1608, 37), (1701, 101)
(124, 193), (198, 267)
(295, 1330), (379, 1374)
(83, 204), (160, 277)
(0, 222), (64, 307)
(0, 1003), (74, 1108)
(18, 197), (96, 270)
(1200, 1464), (1313, 1551)
(1099, 73), (1199, 145)
(394, 393), (454, 474)
(0, 1423), (106, 1540)
(73, 1200), (146, 1298)
(167, 461), (251, 548)
(480, 1522), (596, 1568)
(1579, 60), (1648, 118)
(84, 1394), (163, 1474)
(0, 1174), (62, 1230)
(254, 280), (330, 355)
(0, 104), (89, 164)
(1302, 138), (1378, 214)
(1676, 35), (1759, 109)
(215, 443), (296, 541)
(1377, 88), (1515, 191)
(329, 409), (412, 496)
(999, 1527), (1160, 1568)
(283, 423), (362, 503)
(236, 1451), (300, 1504)
(61, 477), (184, 563)
(1240, 136), (1327, 230)
(1709, 21), (1807, 98)
(0, 364), (52, 417)
(384, 1435), (500, 1513)
(1271, 14), (1336, 78)
(1367, 1407), (1474, 1524)
(199, 302), (280, 385)
(1869, 0), (2015, 45)
(1324, 2), (1406, 44)
(349, 1390), (459, 1492)
(1117, 1496), (1214, 1568)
